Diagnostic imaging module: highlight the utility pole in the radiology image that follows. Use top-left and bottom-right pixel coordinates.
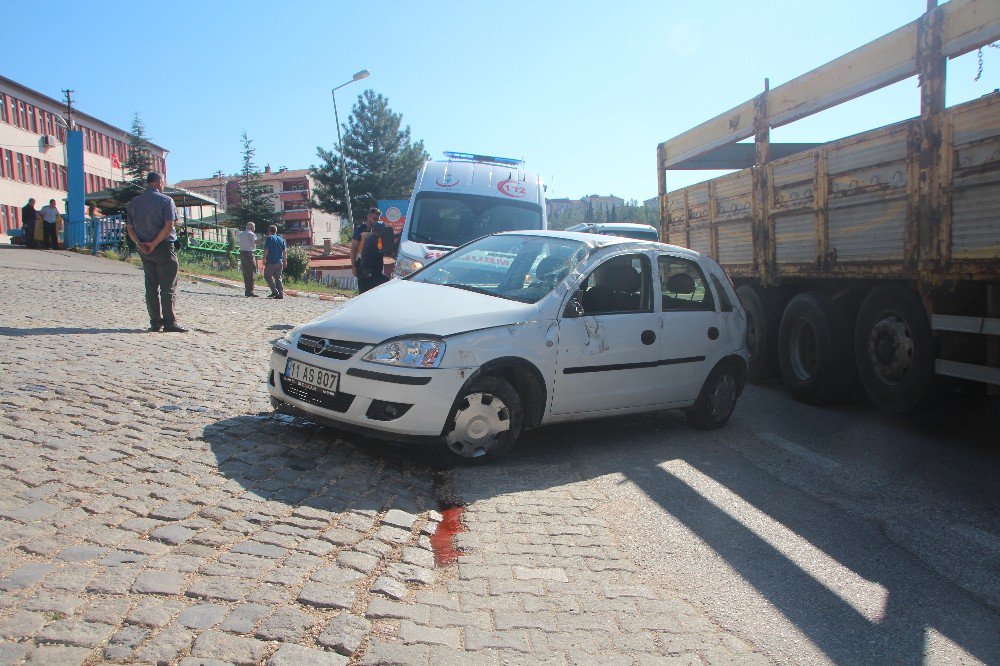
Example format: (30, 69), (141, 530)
(62, 89), (74, 130)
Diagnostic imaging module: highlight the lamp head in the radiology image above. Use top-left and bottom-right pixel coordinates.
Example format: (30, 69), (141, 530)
(353, 69), (371, 81)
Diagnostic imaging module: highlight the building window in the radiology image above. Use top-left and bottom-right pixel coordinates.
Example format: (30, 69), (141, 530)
(3, 151), (12, 179)
(0, 205), (7, 232)
(44, 162), (51, 187)
(33, 158), (41, 185)
(0, 94), (6, 124)
(28, 105), (37, 133)
(17, 154), (26, 182)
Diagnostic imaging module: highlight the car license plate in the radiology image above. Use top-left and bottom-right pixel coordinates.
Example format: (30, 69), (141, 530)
(284, 360), (339, 395)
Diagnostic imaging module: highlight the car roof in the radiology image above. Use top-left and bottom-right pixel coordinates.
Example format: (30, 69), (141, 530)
(495, 229), (703, 260)
(568, 222), (657, 232)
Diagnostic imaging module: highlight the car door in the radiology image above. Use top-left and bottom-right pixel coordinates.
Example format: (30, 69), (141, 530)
(550, 252), (664, 416)
(656, 253), (724, 403)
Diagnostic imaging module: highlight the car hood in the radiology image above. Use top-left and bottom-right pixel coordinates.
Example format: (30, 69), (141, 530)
(302, 280), (540, 342)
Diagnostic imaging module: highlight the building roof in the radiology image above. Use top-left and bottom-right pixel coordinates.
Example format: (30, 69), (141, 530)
(174, 168), (311, 190)
(0, 75), (169, 153)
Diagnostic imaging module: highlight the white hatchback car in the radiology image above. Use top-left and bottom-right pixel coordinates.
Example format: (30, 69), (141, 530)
(269, 230), (748, 464)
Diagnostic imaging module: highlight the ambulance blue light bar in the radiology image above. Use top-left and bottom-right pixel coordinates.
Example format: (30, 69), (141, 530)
(443, 151), (524, 167)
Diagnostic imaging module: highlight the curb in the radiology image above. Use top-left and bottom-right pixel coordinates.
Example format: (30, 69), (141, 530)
(184, 273), (352, 303)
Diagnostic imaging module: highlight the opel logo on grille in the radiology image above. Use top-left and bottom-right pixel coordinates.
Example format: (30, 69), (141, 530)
(311, 338), (329, 355)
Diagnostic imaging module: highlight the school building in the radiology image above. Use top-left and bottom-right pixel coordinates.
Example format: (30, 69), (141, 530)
(0, 75), (169, 235)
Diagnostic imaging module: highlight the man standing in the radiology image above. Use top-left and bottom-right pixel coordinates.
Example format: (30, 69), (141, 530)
(350, 207), (396, 294)
(40, 199), (59, 250)
(236, 222), (259, 297)
(20, 198), (38, 249)
(263, 225), (286, 299)
(126, 172), (187, 333)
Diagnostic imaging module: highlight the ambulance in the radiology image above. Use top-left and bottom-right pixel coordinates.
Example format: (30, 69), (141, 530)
(392, 152), (547, 278)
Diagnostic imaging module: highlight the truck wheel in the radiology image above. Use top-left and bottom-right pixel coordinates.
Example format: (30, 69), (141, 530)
(737, 285), (779, 381)
(854, 285), (934, 413)
(432, 376), (523, 466)
(778, 292), (856, 405)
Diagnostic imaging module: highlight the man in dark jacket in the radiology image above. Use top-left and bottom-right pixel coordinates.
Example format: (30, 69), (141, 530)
(21, 199), (38, 249)
(350, 207), (396, 294)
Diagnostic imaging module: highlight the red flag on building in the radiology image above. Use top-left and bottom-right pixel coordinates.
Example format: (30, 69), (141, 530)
(111, 153), (121, 169)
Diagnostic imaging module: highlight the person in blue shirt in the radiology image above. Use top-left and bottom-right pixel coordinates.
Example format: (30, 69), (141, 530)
(263, 225), (287, 299)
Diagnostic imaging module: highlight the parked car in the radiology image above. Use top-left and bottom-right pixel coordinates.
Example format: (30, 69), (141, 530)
(269, 230), (748, 464)
(565, 222), (659, 242)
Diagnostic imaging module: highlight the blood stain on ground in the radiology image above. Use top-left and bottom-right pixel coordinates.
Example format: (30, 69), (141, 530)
(430, 506), (465, 566)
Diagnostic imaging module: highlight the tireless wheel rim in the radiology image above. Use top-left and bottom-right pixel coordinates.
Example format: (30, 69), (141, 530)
(867, 311), (914, 385)
(445, 392), (510, 458)
(709, 373), (738, 422)
(789, 319), (819, 381)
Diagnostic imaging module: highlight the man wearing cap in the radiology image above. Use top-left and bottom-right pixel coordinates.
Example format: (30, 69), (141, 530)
(350, 207), (396, 294)
(126, 172), (187, 333)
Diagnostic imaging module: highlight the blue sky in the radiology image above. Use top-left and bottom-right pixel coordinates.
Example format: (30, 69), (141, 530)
(3, 0), (997, 202)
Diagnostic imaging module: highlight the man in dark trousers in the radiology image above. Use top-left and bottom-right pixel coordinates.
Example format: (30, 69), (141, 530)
(40, 199), (60, 250)
(21, 198), (38, 249)
(350, 207), (396, 293)
(263, 225), (287, 299)
(126, 172), (187, 333)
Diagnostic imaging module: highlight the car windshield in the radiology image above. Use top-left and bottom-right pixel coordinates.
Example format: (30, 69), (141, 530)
(408, 192), (543, 247)
(409, 235), (589, 304)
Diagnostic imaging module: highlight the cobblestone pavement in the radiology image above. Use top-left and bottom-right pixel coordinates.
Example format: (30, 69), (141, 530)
(0, 247), (760, 665)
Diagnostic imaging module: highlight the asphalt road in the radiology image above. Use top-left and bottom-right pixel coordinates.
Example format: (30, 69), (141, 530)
(490, 381), (1000, 665)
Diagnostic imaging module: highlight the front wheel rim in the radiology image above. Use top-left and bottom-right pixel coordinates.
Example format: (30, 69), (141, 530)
(445, 392), (510, 458)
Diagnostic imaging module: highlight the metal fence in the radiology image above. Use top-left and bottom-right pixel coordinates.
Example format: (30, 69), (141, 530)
(83, 215), (127, 254)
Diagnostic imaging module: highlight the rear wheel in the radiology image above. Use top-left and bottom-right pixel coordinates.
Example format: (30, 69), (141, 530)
(778, 291), (857, 405)
(854, 285), (934, 412)
(737, 284), (780, 381)
(686, 362), (741, 430)
(431, 376), (523, 465)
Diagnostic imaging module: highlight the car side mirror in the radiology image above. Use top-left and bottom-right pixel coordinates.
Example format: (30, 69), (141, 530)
(563, 293), (585, 318)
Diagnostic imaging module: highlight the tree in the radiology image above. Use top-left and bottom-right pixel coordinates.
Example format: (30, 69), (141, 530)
(310, 89), (429, 226)
(111, 113), (155, 207)
(229, 131), (283, 231)
(584, 199), (595, 223)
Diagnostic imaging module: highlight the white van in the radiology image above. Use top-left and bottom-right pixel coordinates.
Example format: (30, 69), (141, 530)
(392, 152), (547, 278)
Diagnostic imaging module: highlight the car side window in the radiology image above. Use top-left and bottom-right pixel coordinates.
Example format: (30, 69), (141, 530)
(576, 254), (653, 315)
(658, 255), (715, 311)
(710, 274), (734, 312)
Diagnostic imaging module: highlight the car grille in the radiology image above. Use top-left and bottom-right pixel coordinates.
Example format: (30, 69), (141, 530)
(279, 375), (355, 413)
(297, 335), (368, 360)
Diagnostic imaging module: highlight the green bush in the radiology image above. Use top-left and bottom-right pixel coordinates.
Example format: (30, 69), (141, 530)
(284, 246), (310, 282)
(225, 229), (239, 270)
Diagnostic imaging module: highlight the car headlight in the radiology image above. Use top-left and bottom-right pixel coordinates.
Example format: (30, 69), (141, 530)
(282, 327), (301, 345)
(363, 338), (444, 368)
(395, 255), (424, 277)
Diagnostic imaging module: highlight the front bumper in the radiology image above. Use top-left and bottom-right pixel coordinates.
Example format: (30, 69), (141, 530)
(267, 342), (468, 438)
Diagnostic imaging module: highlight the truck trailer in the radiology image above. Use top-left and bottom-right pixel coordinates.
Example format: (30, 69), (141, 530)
(657, 0), (1000, 412)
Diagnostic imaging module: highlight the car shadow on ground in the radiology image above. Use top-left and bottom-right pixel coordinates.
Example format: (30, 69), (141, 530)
(0, 326), (149, 336)
(203, 395), (999, 665)
(202, 413), (438, 517)
(471, 400), (1000, 665)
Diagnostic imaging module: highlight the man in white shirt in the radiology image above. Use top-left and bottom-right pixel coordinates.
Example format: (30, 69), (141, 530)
(40, 199), (60, 250)
(236, 222), (259, 297)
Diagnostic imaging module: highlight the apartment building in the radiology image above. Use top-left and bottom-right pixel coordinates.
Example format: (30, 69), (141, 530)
(175, 167), (341, 247)
(0, 75), (168, 233)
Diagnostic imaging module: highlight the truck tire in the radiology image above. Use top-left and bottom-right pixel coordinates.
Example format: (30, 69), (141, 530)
(854, 284), (934, 413)
(737, 285), (779, 381)
(778, 292), (856, 405)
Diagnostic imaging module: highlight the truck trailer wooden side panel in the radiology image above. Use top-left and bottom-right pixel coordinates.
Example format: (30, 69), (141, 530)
(657, 0), (1000, 410)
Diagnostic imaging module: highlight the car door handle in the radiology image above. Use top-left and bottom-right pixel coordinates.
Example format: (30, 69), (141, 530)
(641, 330), (656, 345)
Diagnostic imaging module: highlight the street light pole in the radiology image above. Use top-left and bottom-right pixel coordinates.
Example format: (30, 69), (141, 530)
(331, 69), (370, 232)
